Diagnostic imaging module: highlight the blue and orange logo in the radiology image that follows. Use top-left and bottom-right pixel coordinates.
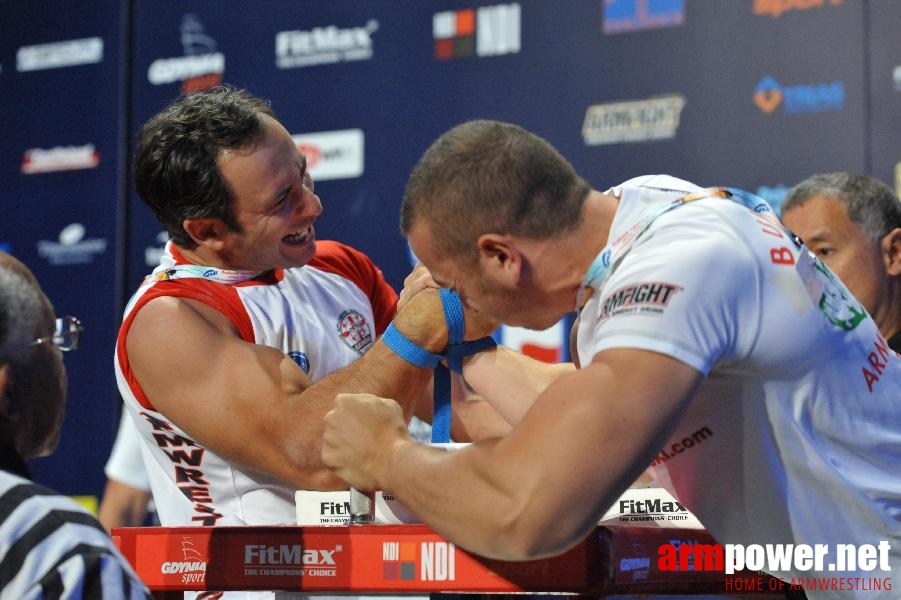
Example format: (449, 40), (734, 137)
(753, 76), (784, 114)
(754, 75), (844, 115)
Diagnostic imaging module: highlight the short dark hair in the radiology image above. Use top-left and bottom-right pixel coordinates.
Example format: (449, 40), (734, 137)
(783, 171), (901, 243)
(400, 120), (591, 264)
(0, 258), (43, 364)
(134, 86), (276, 248)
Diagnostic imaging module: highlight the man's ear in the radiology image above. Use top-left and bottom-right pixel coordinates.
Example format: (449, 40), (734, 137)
(182, 218), (228, 250)
(881, 228), (901, 277)
(476, 234), (521, 284)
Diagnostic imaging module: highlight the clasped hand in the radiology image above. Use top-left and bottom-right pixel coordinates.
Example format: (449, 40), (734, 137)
(394, 264), (498, 352)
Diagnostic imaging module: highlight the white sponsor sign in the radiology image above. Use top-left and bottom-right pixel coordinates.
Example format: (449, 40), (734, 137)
(583, 95), (686, 145)
(22, 144), (100, 174)
(17, 37), (103, 72)
(291, 129), (364, 181)
(276, 20), (377, 69)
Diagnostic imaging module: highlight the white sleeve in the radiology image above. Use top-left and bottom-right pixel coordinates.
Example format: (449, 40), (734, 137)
(103, 410), (151, 491)
(578, 207), (760, 374)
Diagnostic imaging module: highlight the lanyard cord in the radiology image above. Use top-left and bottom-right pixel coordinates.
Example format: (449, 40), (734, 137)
(577, 186), (777, 310)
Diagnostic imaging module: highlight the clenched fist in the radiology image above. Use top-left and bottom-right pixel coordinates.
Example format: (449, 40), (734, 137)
(321, 393), (413, 492)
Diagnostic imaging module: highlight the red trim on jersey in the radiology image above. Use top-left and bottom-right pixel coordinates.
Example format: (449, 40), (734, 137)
(118, 240), (395, 410)
(308, 240), (398, 334)
(117, 280), (254, 410)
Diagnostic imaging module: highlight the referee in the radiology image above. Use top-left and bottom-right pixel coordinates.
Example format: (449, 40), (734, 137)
(0, 251), (150, 599)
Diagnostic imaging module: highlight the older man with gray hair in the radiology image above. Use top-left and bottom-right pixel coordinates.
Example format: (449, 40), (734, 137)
(781, 171), (901, 351)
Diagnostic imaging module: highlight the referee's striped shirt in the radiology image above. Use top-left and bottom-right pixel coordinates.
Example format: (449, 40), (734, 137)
(0, 469), (151, 599)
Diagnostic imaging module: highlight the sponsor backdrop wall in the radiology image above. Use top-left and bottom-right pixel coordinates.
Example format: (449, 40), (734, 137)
(0, 0), (126, 507)
(3, 0), (900, 501)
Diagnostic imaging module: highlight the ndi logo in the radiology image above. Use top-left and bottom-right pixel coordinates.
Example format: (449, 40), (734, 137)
(433, 3), (520, 60)
(421, 542), (455, 581)
(754, 75), (844, 115)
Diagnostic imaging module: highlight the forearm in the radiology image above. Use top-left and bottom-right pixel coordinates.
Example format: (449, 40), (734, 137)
(462, 346), (575, 425)
(287, 342), (435, 488)
(382, 436), (594, 561)
(278, 287), (450, 488)
(323, 349), (704, 561)
(318, 342), (433, 413)
(380, 367), (620, 560)
(384, 439), (529, 558)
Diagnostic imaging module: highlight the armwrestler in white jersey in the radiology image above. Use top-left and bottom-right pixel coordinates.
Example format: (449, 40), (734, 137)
(116, 87), (512, 578)
(323, 120), (901, 599)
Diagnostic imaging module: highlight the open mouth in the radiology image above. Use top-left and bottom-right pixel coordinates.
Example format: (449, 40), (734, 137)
(283, 226), (314, 245)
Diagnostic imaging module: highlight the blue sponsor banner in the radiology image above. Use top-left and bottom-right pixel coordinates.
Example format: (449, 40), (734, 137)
(0, 0), (126, 498)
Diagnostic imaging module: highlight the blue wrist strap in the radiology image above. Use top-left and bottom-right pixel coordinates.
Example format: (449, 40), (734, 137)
(380, 289), (496, 443)
(440, 288), (465, 345)
(431, 363), (453, 443)
(432, 289), (497, 442)
(445, 336), (497, 374)
(381, 322), (444, 369)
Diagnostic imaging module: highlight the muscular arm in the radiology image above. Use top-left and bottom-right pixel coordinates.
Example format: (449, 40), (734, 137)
(127, 289), (444, 491)
(323, 347), (701, 559)
(461, 345), (576, 425)
(412, 373), (515, 442)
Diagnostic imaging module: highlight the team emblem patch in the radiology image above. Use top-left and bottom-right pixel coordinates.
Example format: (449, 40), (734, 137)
(337, 309), (373, 354)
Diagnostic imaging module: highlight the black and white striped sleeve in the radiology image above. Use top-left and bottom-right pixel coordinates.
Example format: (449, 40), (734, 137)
(0, 473), (152, 599)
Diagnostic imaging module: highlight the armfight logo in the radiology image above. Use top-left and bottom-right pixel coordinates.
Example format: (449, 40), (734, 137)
(597, 281), (682, 322)
(147, 14), (224, 93)
(582, 95), (685, 146)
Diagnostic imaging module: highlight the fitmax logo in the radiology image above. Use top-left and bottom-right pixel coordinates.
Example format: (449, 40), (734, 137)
(244, 544), (338, 566)
(754, 75), (844, 114)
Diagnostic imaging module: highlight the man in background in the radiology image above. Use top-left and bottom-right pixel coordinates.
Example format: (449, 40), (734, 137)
(781, 171), (901, 351)
(97, 410), (155, 531)
(0, 251), (150, 598)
